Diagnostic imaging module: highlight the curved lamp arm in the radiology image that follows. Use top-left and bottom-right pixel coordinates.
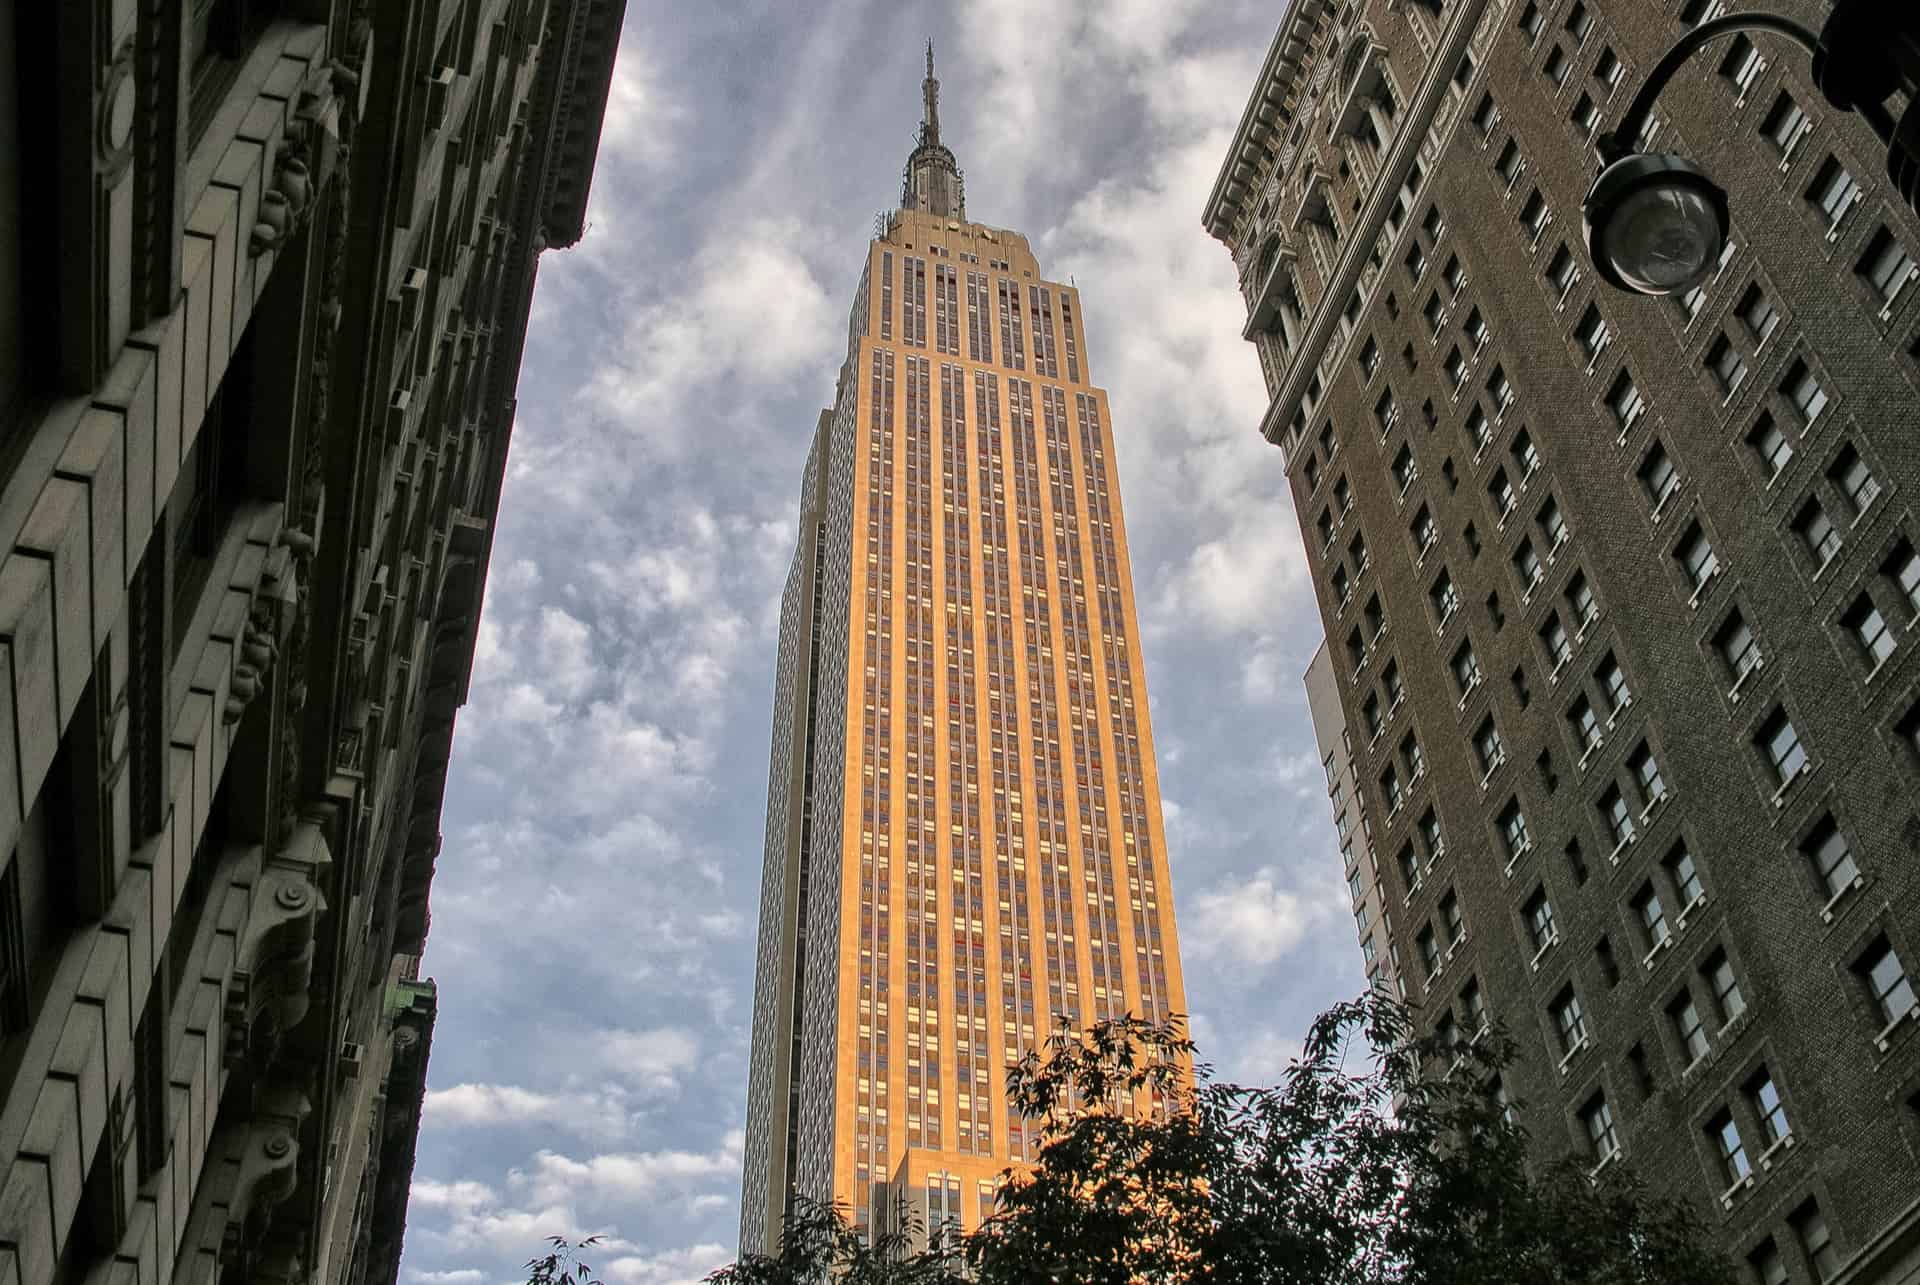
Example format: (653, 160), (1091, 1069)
(1599, 13), (1822, 165)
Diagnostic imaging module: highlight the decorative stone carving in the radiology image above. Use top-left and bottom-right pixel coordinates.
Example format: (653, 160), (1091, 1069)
(215, 1084), (313, 1278)
(224, 823), (331, 1073)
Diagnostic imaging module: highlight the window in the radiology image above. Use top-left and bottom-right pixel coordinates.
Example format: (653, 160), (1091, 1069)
(1639, 441), (1679, 510)
(1671, 991), (1709, 1062)
(1749, 1239), (1789, 1285)
(1556, 989), (1590, 1054)
(1860, 937), (1918, 1027)
(1749, 1071), (1790, 1147)
(1790, 1202), (1841, 1283)
(1538, 497), (1568, 549)
(1402, 732), (1426, 781)
(1382, 659), (1403, 706)
(1363, 593), (1385, 640)
(1499, 799), (1530, 857)
(1594, 46), (1623, 92)
(1317, 508), (1336, 548)
(1709, 1112), (1751, 1185)
(1719, 34), (1766, 94)
(1380, 765), (1404, 813)
(1666, 843), (1704, 907)
(1582, 1094), (1618, 1163)
(1704, 950), (1746, 1023)
(1520, 888), (1556, 952)
(1418, 924), (1441, 975)
(1474, 717), (1504, 774)
(1495, 139), (1524, 188)
(1762, 90), (1810, 156)
(1829, 445), (1881, 516)
(1570, 92), (1599, 138)
(1569, 696), (1602, 752)
(1677, 522), (1719, 594)
(1331, 564), (1352, 606)
(1795, 497), (1841, 567)
(1576, 304), (1611, 361)
(1334, 474), (1354, 516)
(1600, 785), (1635, 848)
(1440, 890), (1464, 944)
(1519, 1), (1543, 42)
(1888, 541), (1920, 614)
(1464, 308), (1491, 352)
(1471, 93), (1499, 140)
(1452, 640), (1482, 694)
(1511, 428), (1540, 478)
(1445, 347), (1469, 392)
(1782, 359), (1830, 424)
(1393, 443), (1420, 493)
(1544, 45), (1569, 86)
(1564, 0), (1592, 43)
(1351, 532), (1370, 576)
(1490, 469), (1517, 519)
(1422, 203), (1446, 242)
(1844, 594), (1894, 668)
(1488, 365), (1516, 415)
(1431, 569), (1460, 623)
(1747, 413), (1793, 481)
(1675, 280), (1706, 321)
(1412, 506), (1437, 557)
(1567, 572), (1598, 631)
(1628, 743), (1666, 805)
(1520, 189), (1548, 243)
(1460, 978), (1486, 1032)
(1859, 227), (1918, 306)
(1635, 882), (1671, 950)
(1375, 388), (1399, 435)
(1398, 843), (1421, 891)
(1803, 815), (1860, 901)
(1548, 244), (1581, 300)
(1607, 370), (1645, 430)
(1514, 540), (1544, 593)
(1808, 157), (1862, 230)
(1358, 336), (1380, 380)
(1423, 291), (1446, 337)
(1540, 613), (1572, 670)
(1707, 333), (1748, 394)
(1717, 610), (1762, 686)
(1413, 806), (1443, 856)
(1444, 254), (1467, 297)
(1759, 708), (1808, 786)
(1737, 285), (1780, 345)
(1406, 240), (1429, 281)
(1363, 693), (1384, 739)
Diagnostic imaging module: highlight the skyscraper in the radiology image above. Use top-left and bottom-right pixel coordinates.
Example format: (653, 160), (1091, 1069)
(740, 48), (1188, 1255)
(1208, 0), (1920, 1277)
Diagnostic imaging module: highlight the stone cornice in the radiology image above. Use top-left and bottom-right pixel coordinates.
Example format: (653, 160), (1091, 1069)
(1201, 0), (1331, 243)
(1259, 0), (1490, 456)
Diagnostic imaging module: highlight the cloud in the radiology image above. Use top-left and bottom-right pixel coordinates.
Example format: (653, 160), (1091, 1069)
(405, 1271), (486, 1285)
(1184, 867), (1330, 968)
(425, 1085), (631, 1137)
(510, 1132), (745, 1207)
(603, 1244), (734, 1285)
(410, 1180), (501, 1214)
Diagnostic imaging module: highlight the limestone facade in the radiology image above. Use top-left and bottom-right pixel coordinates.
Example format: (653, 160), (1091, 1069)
(0, 2), (620, 1283)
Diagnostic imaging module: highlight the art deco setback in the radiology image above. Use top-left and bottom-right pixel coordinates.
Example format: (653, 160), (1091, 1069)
(0, 3), (621, 1284)
(1210, 0), (1920, 1280)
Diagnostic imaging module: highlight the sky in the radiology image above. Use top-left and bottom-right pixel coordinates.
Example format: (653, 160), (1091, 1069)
(397, 2), (1367, 1282)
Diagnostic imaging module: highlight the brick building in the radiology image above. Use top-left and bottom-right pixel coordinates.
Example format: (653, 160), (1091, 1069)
(1208, 0), (1920, 1280)
(0, 2), (620, 1284)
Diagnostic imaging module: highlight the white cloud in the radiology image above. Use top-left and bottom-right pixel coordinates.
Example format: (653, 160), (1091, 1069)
(410, 1180), (501, 1214)
(511, 1132), (745, 1207)
(405, 1270), (486, 1285)
(603, 1244), (734, 1285)
(600, 1027), (700, 1087)
(1184, 866), (1329, 967)
(425, 1084), (630, 1137)
(599, 38), (681, 170)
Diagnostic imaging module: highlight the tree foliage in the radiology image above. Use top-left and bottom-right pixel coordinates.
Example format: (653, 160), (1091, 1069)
(690, 994), (1736, 1284)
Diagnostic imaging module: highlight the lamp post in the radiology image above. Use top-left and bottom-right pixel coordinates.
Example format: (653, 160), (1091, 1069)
(1582, 0), (1920, 296)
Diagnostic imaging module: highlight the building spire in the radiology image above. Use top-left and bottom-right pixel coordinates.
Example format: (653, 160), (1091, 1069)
(902, 39), (965, 221)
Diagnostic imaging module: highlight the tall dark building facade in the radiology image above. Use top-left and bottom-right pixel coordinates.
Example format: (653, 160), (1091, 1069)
(740, 52), (1189, 1255)
(0, 3), (620, 1284)
(1208, 0), (1920, 1280)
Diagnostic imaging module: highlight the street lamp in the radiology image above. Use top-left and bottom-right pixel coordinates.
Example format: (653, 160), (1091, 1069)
(1583, 0), (1920, 296)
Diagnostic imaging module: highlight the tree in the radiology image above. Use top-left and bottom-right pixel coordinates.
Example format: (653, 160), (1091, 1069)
(696, 993), (1736, 1284)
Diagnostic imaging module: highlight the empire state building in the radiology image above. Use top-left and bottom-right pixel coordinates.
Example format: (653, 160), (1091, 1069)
(739, 47), (1189, 1253)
